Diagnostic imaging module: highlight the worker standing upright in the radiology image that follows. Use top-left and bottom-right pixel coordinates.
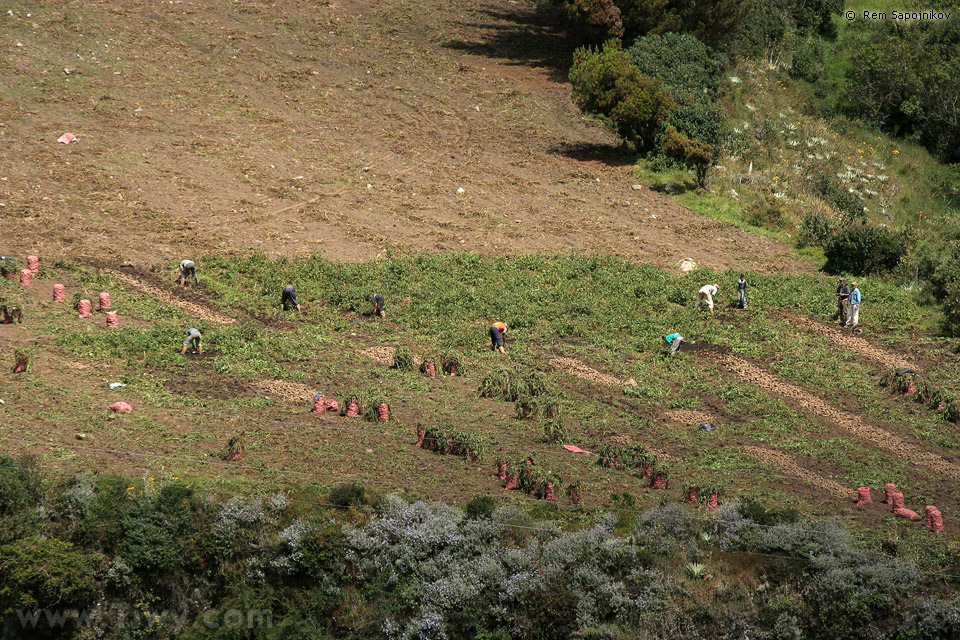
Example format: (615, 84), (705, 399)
(366, 294), (385, 318)
(178, 259), (199, 287)
(280, 285), (301, 312)
(846, 282), (861, 330)
(490, 321), (508, 354)
(835, 277), (850, 325)
(736, 275), (748, 309)
(696, 283), (719, 314)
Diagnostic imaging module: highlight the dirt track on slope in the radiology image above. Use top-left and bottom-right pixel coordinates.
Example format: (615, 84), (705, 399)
(551, 357), (624, 387)
(715, 354), (960, 482)
(102, 269), (238, 325)
(744, 446), (852, 502)
(781, 311), (916, 370)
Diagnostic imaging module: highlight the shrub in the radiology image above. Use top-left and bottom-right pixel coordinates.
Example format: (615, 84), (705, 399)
(797, 208), (836, 248)
(790, 37), (824, 82)
(823, 226), (908, 276)
(464, 496), (497, 520)
(392, 346), (415, 371)
(569, 40), (674, 153)
(744, 194), (788, 230)
(661, 126), (714, 187)
(328, 483), (377, 509)
(0, 537), (98, 618)
(626, 32), (725, 99)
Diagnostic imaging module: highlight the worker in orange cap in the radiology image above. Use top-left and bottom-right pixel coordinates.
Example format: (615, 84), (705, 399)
(490, 321), (508, 354)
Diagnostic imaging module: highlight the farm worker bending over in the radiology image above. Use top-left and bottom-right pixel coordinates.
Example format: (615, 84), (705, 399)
(663, 332), (683, 354)
(366, 294), (385, 318)
(178, 259), (199, 286)
(696, 283), (719, 314)
(736, 275), (748, 309)
(280, 285), (301, 312)
(846, 282), (861, 329)
(182, 328), (202, 355)
(490, 321), (508, 354)
(835, 277), (850, 324)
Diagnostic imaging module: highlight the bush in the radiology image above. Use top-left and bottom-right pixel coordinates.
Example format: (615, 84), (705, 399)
(328, 483), (377, 509)
(569, 40), (674, 153)
(790, 37), (824, 82)
(661, 126), (714, 187)
(464, 496), (496, 520)
(626, 32), (725, 99)
(0, 537), (98, 619)
(744, 194), (788, 230)
(797, 209), (836, 248)
(823, 226), (908, 276)
(392, 346), (415, 371)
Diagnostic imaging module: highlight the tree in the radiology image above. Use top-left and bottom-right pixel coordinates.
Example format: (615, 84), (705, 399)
(661, 125), (713, 186)
(569, 40), (674, 152)
(823, 226), (907, 276)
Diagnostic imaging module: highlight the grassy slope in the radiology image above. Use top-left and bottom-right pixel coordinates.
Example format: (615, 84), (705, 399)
(3, 253), (960, 566)
(640, 3), (956, 253)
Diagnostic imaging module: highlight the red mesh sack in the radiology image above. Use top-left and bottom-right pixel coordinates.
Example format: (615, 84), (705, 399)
(109, 402), (133, 412)
(53, 284), (65, 302)
(651, 474), (666, 490)
(504, 472), (519, 490)
(904, 380), (917, 397)
(685, 489), (698, 504)
(545, 483), (557, 501)
(378, 402), (390, 422)
(423, 359), (436, 377)
(78, 299), (91, 318)
(416, 425), (425, 447)
(345, 400), (360, 418)
(707, 493), (719, 511)
(884, 483), (897, 504)
(98, 292), (111, 310)
(643, 465), (652, 479)
(324, 399), (339, 412)
(856, 487), (872, 505)
(105, 311), (119, 328)
(26, 256), (39, 274)
(569, 485), (584, 506)
(894, 507), (922, 521)
(311, 393), (325, 414)
(228, 443), (243, 462)
(892, 491), (905, 510)
(497, 460), (508, 481)
(925, 506), (944, 532)
(18, 269), (31, 287)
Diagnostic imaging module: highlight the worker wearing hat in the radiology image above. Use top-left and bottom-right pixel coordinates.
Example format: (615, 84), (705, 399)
(696, 283), (720, 314)
(490, 321), (508, 354)
(836, 277), (850, 324)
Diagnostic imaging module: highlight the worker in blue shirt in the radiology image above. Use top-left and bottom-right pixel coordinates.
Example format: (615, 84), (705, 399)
(736, 274), (748, 309)
(663, 332), (684, 355)
(845, 282), (861, 329)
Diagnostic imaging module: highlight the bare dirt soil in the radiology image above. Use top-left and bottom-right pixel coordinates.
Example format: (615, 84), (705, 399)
(0, 0), (810, 274)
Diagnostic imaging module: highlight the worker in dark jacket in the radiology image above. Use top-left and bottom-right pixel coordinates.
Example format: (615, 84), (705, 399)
(836, 277), (850, 324)
(366, 294), (385, 318)
(178, 259), (199, 287)
(280, 285), (301, 312)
